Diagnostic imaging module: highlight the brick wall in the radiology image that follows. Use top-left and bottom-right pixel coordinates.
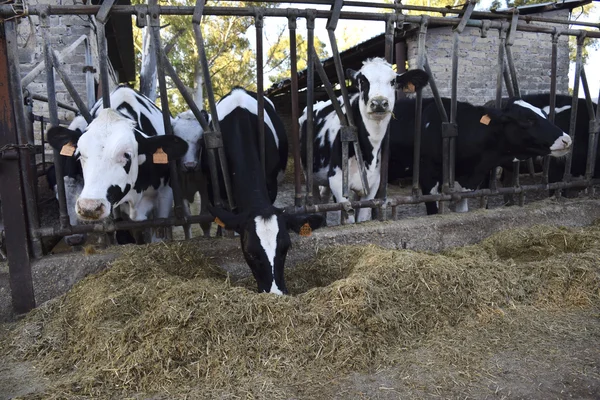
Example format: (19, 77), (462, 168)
(16, 0), (120, 142)
(406, 9), (571, 105)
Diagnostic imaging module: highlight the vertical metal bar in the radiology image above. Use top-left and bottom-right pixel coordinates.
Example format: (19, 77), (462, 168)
(288, 13), (302, 207)
(5, 20), (43, 258)
(255, 12), (266, 178)
(376, 17), (395, 221)
(562, 34), (585, 185)
(504, 46), (520, 97)
(50, 48), (93, 122)
(0, 21), (35, 313)
(423, 55), (448, 123)
(580, 68), (597, 191)
(96, 22), (111, 108)
(305, 11), (316, 205)
(40, 117), (46, 170)
(412, 17), (428, 198)
(41, 11), (69, 229)
(447, 30), (459, 193)
(84, 37), (96, 109)
(149, 10), (184, 221)
(502, 58), (515, 98)
(543, 31), (560, 185)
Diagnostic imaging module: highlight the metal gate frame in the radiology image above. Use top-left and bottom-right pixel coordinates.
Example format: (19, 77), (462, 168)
(1, 0), (599, 314)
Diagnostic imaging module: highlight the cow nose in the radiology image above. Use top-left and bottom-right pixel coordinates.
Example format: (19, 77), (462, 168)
(76, 198), (107, 220)
(183, 161), (198, 171)
(370, 97), (389, 112)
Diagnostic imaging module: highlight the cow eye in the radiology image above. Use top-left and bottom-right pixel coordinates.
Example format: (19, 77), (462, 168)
(124, 152), (131, 160)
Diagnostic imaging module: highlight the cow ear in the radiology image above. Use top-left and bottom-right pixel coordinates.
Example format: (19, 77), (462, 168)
(345, 68), (359, 87)
(208, 205), (247, 234)
(46, 126), (82, 153)
(139, 135), (189, 160)
(285, 213), (325, 235)
(395, 69), (429, 92)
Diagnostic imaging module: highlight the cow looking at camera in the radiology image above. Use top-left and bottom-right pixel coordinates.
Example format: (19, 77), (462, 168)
(46, 85), (188, 235)
(205, 87), (324, 295)
(299, 57), (429, 223)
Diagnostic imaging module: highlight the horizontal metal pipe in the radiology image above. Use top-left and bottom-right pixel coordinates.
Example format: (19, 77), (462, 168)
(33, 178), (600, 239)
(28, 93), (79, 113)
(2, 5), (599, 38)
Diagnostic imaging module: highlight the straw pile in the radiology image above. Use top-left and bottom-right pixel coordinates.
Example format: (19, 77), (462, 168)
(2, 224), (600, 399)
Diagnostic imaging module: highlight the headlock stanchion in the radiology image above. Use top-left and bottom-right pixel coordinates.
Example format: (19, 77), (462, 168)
(0, 0), (599, 315)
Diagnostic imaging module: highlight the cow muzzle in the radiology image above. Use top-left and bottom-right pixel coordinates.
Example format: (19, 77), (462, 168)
(182, 161), (198, 172)
(76, 198), (109, 221)
(368, 96), (391, 119)
(550, 133), (572, 157)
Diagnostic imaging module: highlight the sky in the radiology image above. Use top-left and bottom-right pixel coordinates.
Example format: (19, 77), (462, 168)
(247, 0), (599, 100)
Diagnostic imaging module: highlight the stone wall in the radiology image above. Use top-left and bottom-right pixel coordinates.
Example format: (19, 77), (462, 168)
(406, 9), (571, 105)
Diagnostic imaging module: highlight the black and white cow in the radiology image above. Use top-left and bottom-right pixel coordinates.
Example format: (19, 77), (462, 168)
(205, 87), (323, 295)
(499, 94), (598, 195)
(389, 97), (573, 215)
(46, 85), (187, 234)
(299, 58), (429, 223)
(172, 109), (212, 237)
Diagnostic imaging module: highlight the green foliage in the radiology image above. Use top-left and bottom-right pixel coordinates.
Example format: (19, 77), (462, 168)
(266, 33), (329, 85)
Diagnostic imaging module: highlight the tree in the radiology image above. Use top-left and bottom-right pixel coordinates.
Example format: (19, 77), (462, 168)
(266, 33), (329, 85)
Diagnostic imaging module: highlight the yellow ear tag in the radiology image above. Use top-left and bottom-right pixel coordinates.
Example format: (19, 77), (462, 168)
(214, 217), (226, 228)
(153, 147), (168, 164)
(480, 114), (491, 125)
(402, 82), (416, 93)
(299, 223), (312, 237)
(60, 142), (76, 156)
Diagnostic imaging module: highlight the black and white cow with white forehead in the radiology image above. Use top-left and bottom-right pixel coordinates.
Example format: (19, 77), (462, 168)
(205, 87), (324, 295)
(46, 85), (187, 229)
(300, 57), (429, 223)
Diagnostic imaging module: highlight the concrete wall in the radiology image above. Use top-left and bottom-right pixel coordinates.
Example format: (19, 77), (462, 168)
(406, 9), (571, 105)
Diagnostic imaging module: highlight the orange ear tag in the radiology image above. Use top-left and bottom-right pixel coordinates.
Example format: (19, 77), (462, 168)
(402, 82), (416, 93)
(214, 217), (226, 228)
(60, 142), (76, 156)
(153, 147), (168, 164)
(480, 114), (491, 125)
(299, 223), (312, 237)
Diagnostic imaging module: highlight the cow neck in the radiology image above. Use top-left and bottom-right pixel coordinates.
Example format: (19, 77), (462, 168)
(349, 101), (388, 169)
(221, 113), (272, 213)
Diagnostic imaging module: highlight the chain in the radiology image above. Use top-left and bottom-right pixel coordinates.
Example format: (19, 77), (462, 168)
(0, 143), (36, 153)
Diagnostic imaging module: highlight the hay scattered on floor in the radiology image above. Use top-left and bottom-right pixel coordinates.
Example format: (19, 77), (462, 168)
(2, 224), (600, 399)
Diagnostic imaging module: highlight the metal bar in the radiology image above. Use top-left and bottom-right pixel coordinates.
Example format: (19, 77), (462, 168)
(50, 48), (93, 123)
(96, 22), (111, 108)
(3, 5), (600, 35)
(29, 93), (79, 113)
(0, 21), (36, 313)
(543, 31), (560, 185)
(40, 10), (69, 229)
(423, 55), (448, 123)
(305, 10), (316, 205)
(312, 50), (346, 122)
(580, 67), (598, 185)
(192, 0), (235, 210)
(580, 68), (597, 119)
(562, 33), (585, 185)
(255, 12), (266, 178)
(376, 16), (395, 220)
(412, 17), (428, 197)
(502, 58), (515, 98)
(504, 45), (520, 97)
(5, 20), (43, 259)
(149, 7), (185, 221)
(21, 34), (88, 89)
(96, 0), (116, 23)
(288, 12), (303, 207)
(447, 30), (459, 196)
(84, 37), (96, 109)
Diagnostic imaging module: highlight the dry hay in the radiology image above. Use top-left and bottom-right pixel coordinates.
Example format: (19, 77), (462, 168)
(2, 224), (600, 399)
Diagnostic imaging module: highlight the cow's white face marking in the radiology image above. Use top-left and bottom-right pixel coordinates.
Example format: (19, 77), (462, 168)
(550, 133), (572, 157)
(217, 88), (279, 148)
(173, 110), (203, 170)
(254, 215), (283, 295)
(514, 100), (547, 119)
(355, 58), (398, 130)
(76, 109), (141, 220)
(542, 105), (572, 115)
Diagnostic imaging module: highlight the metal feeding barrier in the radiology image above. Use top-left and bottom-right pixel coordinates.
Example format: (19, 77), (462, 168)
(0, 0), (599, 314)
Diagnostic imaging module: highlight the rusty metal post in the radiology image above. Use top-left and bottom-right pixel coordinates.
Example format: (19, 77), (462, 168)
(0, 20), (36, 313)
(255, 11), (266, 178)
(412, 17), (428, 198)
(305, 10), (316, 205)
(543, 30), (560, 184)
(288, 11), (303, 207)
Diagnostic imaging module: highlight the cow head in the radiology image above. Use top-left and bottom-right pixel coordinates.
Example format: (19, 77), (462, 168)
(209, 206), (324, 295)
(47, 109), (188, 221)
(481, 99), (572, 159)
(172, 109), (209, 172)
(346, 58), (429, 122)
